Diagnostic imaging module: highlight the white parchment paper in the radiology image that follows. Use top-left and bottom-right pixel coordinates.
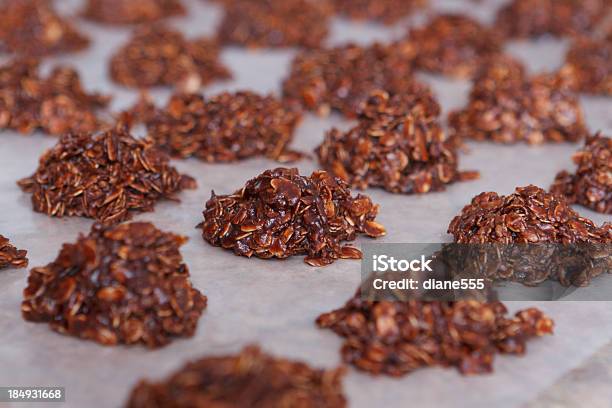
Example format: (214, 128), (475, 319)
(0, 0), (611, 407)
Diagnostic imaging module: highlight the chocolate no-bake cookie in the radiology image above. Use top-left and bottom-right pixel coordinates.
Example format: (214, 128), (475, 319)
(449, 58), (587, 144)
(447, 185), (611, 286)
(199, 167), (386, 266)
(110, 25), (230, 90)
(551, 133), (612, 214)
(0, 0), (89, 56)
(82, 0), (185, 25)
(18, 125), (196, 224)
(495, 0), (608, 38)
(449, 185), (610, 244)
(559, 37), (611, 95)
(406, 14), (504, 78)
(0, 235), (28, 270)
(145, 91), (303, 163)
(317, 293), (553, 376)
(332, 0), (427, 24)
(217, 0), (332, 48)
(0, 58), (110, 135)
(22, 222), (206, 348)
(282, 42), (421, 117)
(126, 345), (346, 407)
(317, 90), (476, 194)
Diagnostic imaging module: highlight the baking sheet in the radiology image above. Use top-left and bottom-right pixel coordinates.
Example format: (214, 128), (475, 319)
(1, 0), (611, 407)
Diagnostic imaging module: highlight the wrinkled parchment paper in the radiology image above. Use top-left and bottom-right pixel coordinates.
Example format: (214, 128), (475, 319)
(1, 0), (610, 407)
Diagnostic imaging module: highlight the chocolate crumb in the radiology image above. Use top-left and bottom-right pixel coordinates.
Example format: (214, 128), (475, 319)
(199, 167), (386, 267)
(145, 91), (303, 163)
(126, 345), (346, 407)
(282, 42), (420, 117)
(406, 14), (504, 78)
(17, 125), (196, 224)
(83, 0), (185, 25)
(22, 222), (206, 348)
(0, 235), (28, 270)
(449, 57), (588, 145)
(0, 0), (89, 56)
(551, 133), (612, 214)
(495, 0), (608, 38)
(217, 0), (332, 48)
(317, 293), (554, 376)
(316, 90), (477, 194)
(110, 25), (230, 90)
(0, 58), (110, 135)
(332, 0), (427, 24)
